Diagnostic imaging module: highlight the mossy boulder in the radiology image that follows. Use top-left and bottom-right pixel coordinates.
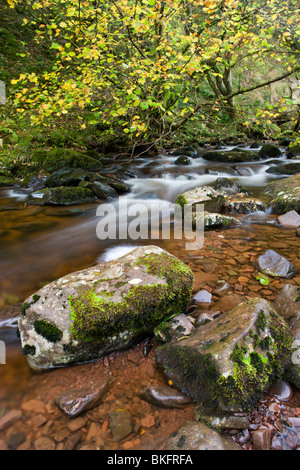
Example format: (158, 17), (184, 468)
(287, 144), (300, 158)
(174, 156), (192, 166)
(175, 186), (225, 214)
(266, 163), (300, 175)
(18, 246), (194, 370)
(31, 187), (96, 205)
(258, 143), (282, 159)
(31, 148), (102, 172)
(156, 298), (293, 413)
(172, 147), (197, 157)
(0, 175), (18, 187)
(85, 172), (130, 194)
(202, 149), (259, 163)
(78, 180), (117, 199)
(45, 168), (87, 188)
(214, 177), (250, 196)
(263, 175), (300, 214)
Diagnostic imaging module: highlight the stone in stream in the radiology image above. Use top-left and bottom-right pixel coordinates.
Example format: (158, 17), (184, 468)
(253, 249), (296, 279)
(257, 143), (282, 159)
(154, 313), (194, 343)
(287, 143), (300, 158)
(31, 187), (96, 205)
(214, 177), (250, 196)
(202, 149), (259, 163)
(266, 162), (300, 175)
(18, 246), (194, 370)
(78, 180), (117, 199)
(156, 298), (293, 413)
(277, 210), (300, 228)
(174, 156), (191, 165)
(110, 411), (133, 442)
(45, 168), (87, 188)
(138, 385), (193, 409)
(55, 378), (111, 417)
(273, 284), (300, 388)
(175, 186), (225, 214)
(263, 174), (300, 214)
(223, 198), (265, 215)
(171, 147), (197, 157)
(163, 421), (242, 450)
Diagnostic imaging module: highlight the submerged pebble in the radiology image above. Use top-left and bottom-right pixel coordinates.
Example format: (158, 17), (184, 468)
(139, 385), (192, 409)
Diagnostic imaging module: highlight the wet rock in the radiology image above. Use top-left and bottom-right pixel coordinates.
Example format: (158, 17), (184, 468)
(194, 408), (249, 430)
(156, 298), (293, 413)
(18, 245), (194, 370)
(203, 212), (241, 230)
(63, 432), (82, 450)
(45, 168), (87, 188)
(32, 187), (96, 205)
(263, 174), (300, 214)
(278, 210), (300, 228)
(174, 156), (191, 166)
(287, 143), (300, 158)
(252, 427), (271, 450)
(202, 149), (259, 163)
(110, 411), (133, 442)
(34, 437), (56, 451)
(154, 314), (194, 343)
(55, 378), (110, 417)
(0, 410), (22, 432)
(223, 198), (265, 215)
(78, 180), (117, 199)
(172, 147), (197, 157)
(163, 421), (242, 450)
(193, 289), (212, 305)
(258, 143), (281, 159)
(215, 177), (249, 196)
(138, 385), (192, 409)
(8, 432), (26, 450)
(268, 381), (293, 402)
(254, 249), (296, 278)
(85, 172), (130, 193)
(67, 416), (87, 432)
(175, 186), (225, 213)
(21, 399), (46, 413)
(212, 282), (231, 297)
(266, 163), (300, 175)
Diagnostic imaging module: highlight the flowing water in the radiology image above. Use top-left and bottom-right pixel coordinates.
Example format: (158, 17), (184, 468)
(0, 145), (300, 449)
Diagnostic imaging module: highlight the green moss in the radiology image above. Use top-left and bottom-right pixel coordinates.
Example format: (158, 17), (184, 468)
(20, 302), (31, 316)
(68, 253), (194, 342)
(255, 310), (267, 334)
(22, 344), (36, 356)
(175, 194), (188, 210)
(32, 294), (40, 303)
(33, 320), (63, 343)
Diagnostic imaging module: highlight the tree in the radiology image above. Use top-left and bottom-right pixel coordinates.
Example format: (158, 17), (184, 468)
(7, 0), (300, 153)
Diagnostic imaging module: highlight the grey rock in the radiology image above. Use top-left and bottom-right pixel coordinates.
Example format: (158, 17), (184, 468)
(254, 249), (296, 278)
(18, 246), (194, 370)
(110, 411), (133, 442)
(163, 421), (242, 450)
(154, 314), (194, 343)
(55, 378), (110, 417)
(139, 385), (193, 409)
(156, 298), (292, 412)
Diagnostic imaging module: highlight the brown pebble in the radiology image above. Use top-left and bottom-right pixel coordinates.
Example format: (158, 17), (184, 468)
(63, 432), (82, 451)
(252, 428), (271, 450)
(34, 437), (56, 451)
(67, 416), (86, 432)
(0, 409), (22, 432)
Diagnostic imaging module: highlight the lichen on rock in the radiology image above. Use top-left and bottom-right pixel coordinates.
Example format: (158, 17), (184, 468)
(18, 246), (194, 370)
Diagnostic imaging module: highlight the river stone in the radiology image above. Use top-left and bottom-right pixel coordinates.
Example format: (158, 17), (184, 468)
(202, 149), (259, 163)
(139, 385), (192, 408)
(194, 409), (249, 430)
(163, 421), (242, 450)
(154, 313), (194, 343)
(223, 198), (265, 215)
(273, 285), (300, 388)
(266, 163), (300, 175)
(78, 180), (117, 199)
(263, 175), (300, 214)
(287, 144), (300, 158)
(45, 168), (87, 188)
(278, 210), (300, 228)
(258, 143), (281, 159)
(32, 187), (96, 205)
(18, 246), (194, 370)
(55, 378), (111, 417)
(175, 186), (225, 213)
(253, 249), (296, 278)
(215, 177), (249, 196)
(203, 212), (241, 230)
(174, 156), (191, 165)
(156, 298), (292, 412)
(110, 411), (133, 442)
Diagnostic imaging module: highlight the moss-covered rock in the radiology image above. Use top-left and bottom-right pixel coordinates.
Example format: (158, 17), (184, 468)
(78, 180), (117, 199)
(32, 187), (96, 205)
(174, 156), (192, 166)
(287, 144), (300, 158)
(45, 168), (87, 188)
(18, 246), (194, 370)
(258, 143), (282, 159)
(175, 186), (225, 214)
(0, 175), (18, 187)
(156, 298), (293, 413)
(202, 149), (259, 163)
(266, 163), (300, 175)
(263, 175), (300, 214)
(31, 148), (102, 172)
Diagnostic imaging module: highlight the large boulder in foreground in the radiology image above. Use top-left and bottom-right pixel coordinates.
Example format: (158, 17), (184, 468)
(156, 298), (292, 413)
(18, 246), (194, 370)
(263, 174), (300, 214)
